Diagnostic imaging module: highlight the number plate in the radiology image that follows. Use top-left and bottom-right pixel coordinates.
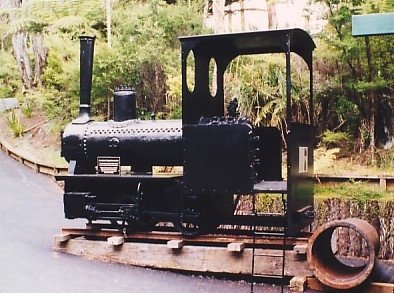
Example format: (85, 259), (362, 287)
(97, 157), (121, 175)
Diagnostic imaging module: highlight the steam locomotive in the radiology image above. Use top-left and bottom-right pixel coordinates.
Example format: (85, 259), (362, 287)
(57, 29), (316, 236)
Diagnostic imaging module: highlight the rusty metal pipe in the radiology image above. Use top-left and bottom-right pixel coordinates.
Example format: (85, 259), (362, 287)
(373, 259), (394, 283)
(307, 218), (379, 290)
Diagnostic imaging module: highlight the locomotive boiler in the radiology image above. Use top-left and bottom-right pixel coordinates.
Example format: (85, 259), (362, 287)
(57, 29), (316, 236)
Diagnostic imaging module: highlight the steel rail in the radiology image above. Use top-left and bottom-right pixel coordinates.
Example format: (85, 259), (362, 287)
(61, 227), (309, 247)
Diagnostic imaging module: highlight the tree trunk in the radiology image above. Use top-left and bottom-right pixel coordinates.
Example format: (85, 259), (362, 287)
(213, 0), (225, 33)
(31, 34), (47, 87)
(240, 0), (245, 31)
(267, 1), (277, 29)
(12, 31), (33, 92)
(9, 0), (33, 92)
(8, 0), (47, 91)
(2, 0), (22, 8)
(106, 0), (112, 49)
(365, 36), (376, 164)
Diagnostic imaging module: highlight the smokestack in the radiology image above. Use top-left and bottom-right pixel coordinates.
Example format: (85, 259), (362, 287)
(73, 35), (96, 124)
(113, 87), (137, 122)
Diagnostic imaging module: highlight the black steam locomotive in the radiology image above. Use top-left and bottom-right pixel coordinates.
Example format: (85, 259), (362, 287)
(57, 29), (316, 236)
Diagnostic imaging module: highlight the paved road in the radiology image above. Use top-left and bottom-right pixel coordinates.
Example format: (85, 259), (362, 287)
(0, 151), (294, 293)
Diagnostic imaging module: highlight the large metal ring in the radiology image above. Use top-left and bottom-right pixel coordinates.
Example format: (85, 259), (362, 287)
(307, 218), (379, 289)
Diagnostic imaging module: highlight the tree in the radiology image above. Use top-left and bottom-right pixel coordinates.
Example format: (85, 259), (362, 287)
(0, 0), (207, 124)
(2, 0), (48, 92)
(313, 0), (393, 162)
(105, 0), (113, 49)
(212, 0), (225, 33)
(111, 0), (207, 115)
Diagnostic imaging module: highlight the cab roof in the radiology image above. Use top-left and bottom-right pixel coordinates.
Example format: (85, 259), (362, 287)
(179, 28), (316, 69)
(180, 29), (316, 125)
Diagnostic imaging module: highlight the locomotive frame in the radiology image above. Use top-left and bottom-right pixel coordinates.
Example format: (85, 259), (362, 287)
(56, 29), (316, 237)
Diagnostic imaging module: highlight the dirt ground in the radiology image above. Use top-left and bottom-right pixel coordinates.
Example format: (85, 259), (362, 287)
(0, 108), (67, 167)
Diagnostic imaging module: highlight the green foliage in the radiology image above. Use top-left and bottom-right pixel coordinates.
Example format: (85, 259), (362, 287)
(313, 0), (394, 150)
(225, 54), (311, 131)
(49, 16), (90, 36)
(155, 1), (207, 47)
(315, 181), (392, 201)
(39, 35), (80, 124)
(28, 0), (207, 121)
(0, 51), (20, 98)
(42, 88), (79, 126)
(0, 79), (15, 99)
(226, 55), (283, 125)
(315, 90), (360, 140)
(22, 99), (34, 118)
(3, 0), (106, 37)
(99, 0), (207, 117)
(165, 74), (182, 119)
(114, 1), (206, 61)
(376, 148), (394, 170)
(256, 184), (392, 213)
(42, 47), (76, 92)
(6, 110), (24, 137)
(256, 194), (285, 214)
(320, 130), (351, 148)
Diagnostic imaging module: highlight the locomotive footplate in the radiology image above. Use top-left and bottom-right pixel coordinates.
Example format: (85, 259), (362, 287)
(56, 173), (183, 181)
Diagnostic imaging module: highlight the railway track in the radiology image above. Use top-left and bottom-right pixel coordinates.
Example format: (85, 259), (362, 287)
(60, 226), (310, 248)
(54, 226), (313, 281)
(54, 226), (394, 293)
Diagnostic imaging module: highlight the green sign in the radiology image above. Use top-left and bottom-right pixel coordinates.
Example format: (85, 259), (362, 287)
(352, 13), (394, 36)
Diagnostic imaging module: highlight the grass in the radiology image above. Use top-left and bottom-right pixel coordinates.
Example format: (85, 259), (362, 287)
(315, 181), (394, 201)
(252, 182), (393, 219)
(254, 181), (393, 214)
(314, 147), (394, 176)
(6, 110), (24, 138)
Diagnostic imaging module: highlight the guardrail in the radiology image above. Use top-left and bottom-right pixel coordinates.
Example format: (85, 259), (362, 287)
(1, 136), (393, 190)
(0, 138), (68, 176)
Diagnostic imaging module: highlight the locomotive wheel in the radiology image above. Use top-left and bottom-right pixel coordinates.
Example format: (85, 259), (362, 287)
(173, 208), (207, 237)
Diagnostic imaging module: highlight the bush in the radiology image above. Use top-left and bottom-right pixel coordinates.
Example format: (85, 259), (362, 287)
(0, 51), (20, 98)
(22, 99), (34, 118)
(320, 130), (351, 149)
(376, 148), (394, 170)
(6, 110), (24, 138)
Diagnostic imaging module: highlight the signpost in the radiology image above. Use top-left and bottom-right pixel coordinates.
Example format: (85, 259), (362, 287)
(352, 13), (394, 36)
